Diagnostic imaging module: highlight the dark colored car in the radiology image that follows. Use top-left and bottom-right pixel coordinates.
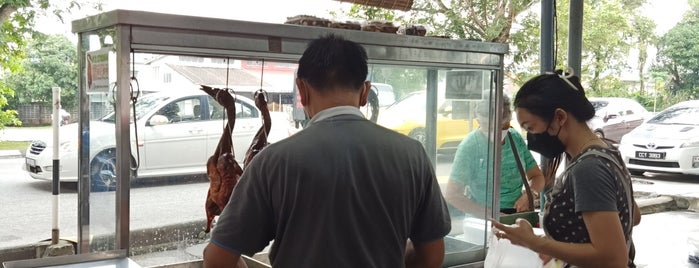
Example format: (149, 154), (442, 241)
(587, 97), (651, 143)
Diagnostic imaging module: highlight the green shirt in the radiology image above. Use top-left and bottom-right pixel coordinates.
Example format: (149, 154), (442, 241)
(449, 128), (537, 209)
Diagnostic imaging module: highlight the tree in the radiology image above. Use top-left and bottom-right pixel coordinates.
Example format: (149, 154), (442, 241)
(630, 15), (657, 94)
(5, 33), (78, 109)
(0, 0), (100, 127)
(553, 0), (651, 93)
(656, 21), (699, 96)
(333, 0), (540, 88)
(653, 0), (699, 98)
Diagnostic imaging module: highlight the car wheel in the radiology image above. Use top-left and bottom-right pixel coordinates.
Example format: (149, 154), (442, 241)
(594, 130), (604, 138)
(89, 149), (136, 192)
(408, 128), (426, 147)
(629, 169), (645, 176)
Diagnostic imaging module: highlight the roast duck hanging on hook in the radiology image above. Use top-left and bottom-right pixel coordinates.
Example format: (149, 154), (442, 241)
(244, 89), (272, 166)
(200, 85), (272, 233)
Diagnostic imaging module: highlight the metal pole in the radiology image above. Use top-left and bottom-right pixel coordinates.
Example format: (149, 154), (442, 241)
(77, 32), (91, 254)
(540, 0), (556, 73)
(425, 69), (438, 166)
(51, 87), (61, 245)
(568, 0), (584, 75)
(539, 0), (557, 195)
(115, 25), (132, 252)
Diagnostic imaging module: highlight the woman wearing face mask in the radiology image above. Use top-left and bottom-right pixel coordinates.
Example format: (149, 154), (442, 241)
(446, 95), (545, 217)
(491, 70), (642, 268)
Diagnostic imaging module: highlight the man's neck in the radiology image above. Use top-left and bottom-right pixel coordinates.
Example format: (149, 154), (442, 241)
(306, 91), (361, 118)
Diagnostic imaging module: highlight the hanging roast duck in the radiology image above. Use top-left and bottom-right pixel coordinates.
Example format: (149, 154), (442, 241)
(200, 85), (243, 233)
(243, 89), (272, 166)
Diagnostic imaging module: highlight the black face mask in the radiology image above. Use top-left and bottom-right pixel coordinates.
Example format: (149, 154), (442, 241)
(527, 124), (565, 158)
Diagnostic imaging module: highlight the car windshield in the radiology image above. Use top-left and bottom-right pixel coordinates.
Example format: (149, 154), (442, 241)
(647, 106), (699, 125)
(100, 94), (172, 123)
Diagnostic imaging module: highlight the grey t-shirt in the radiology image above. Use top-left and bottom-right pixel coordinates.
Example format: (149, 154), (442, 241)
(210, 113), (451, 268)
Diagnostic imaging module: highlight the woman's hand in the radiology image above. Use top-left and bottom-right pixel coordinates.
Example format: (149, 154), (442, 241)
(491, 218), (540, 249)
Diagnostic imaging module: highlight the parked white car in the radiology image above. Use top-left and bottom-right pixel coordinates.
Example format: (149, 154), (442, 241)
(619, 100), (699, 176)
(24, 90), (264, 191)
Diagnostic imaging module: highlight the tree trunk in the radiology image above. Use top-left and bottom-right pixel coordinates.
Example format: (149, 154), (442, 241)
(0, 4), (19, 24)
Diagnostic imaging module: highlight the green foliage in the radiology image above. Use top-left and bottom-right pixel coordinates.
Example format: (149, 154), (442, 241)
(5, 33), (78, 109)
(368, 67), (427, 99)
(553, 0), (650, 93)
(0, 0), (100, 129)
(0, 140), (30, 150)
(333, 0), (540, 91)
(655, 19), (699, 97)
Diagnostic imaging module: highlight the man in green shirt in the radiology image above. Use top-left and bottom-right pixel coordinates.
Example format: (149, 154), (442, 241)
(445, 95), (545, 216)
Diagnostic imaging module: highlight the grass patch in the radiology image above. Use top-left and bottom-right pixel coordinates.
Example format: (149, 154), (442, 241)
(0, 141), (31, 151)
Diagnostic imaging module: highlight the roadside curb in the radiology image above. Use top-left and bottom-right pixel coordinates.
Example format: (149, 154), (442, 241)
(636, 191), (699, 214)
(0, 150), (22, 159)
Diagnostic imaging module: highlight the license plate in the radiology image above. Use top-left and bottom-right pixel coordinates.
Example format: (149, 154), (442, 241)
(25, 158), (36, 166)
(636, 151), (665, 160)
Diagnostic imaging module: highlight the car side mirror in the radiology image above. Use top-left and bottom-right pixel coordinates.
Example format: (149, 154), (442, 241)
(148, 115), (169, 126)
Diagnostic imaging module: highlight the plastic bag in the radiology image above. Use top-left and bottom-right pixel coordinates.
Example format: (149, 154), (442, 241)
(484, 232), (543, 268)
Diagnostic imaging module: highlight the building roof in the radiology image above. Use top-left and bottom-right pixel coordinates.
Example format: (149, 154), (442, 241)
(167, 63), (273, 90)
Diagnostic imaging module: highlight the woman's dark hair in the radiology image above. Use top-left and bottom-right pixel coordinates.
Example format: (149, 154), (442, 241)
(297, 34), (368, 92)
(514, 69), (595, 187)
(514, 69), (595, 123)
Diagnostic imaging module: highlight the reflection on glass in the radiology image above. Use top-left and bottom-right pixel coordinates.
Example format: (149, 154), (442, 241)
(82, 29), (119, 253)
(76, 56), (503, 266)
(99, 55), (297, 265)
(373, 66), (499, 265)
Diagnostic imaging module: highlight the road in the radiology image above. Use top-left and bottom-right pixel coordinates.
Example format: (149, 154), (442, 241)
(2, 123), (699, 267)
(3, 157), (699, 267)
(0, 156), (211, 250)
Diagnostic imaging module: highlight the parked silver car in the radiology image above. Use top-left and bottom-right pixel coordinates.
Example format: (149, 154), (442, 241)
(587, 97), (651, 143)
(24, 90), (263, 191)
(619, 100), (699, 176)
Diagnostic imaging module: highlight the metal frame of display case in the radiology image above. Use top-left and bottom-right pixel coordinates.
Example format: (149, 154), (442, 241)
(69, 9), (508, 267)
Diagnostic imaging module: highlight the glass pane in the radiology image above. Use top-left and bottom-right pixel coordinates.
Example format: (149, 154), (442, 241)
(79, 28), (119, 252)
(373, 65), (499, 265)
(121, 55), (296, 266)
(438, 69), (496, 265)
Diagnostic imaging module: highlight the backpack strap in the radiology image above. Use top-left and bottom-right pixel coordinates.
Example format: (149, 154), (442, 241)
(576, 148), (635, 265)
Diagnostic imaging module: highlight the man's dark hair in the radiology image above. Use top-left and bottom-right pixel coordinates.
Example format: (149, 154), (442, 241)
(297, 34), (368, 91)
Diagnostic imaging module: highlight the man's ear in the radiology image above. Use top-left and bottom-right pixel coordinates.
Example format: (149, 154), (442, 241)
(296, 78), (309, 106)
(359, 81), (371, 107)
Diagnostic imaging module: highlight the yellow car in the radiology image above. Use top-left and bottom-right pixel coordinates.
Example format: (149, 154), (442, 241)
(378, 91), (478, 153)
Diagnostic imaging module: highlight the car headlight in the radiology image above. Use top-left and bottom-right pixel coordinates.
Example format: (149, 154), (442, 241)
(619, 134), (633, 146)
(681, 138), (699, 148)
(60, 140), (77, 153)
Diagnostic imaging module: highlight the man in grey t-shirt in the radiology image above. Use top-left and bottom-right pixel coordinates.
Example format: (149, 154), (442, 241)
(202, 34), (451, 268)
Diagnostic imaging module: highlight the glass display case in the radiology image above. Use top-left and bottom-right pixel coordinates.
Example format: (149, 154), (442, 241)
(5, 9), (509, 268)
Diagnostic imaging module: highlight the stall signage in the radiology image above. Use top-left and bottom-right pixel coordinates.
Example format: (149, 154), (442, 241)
(86, 48), (110, 92)
(446, 70), (486, 100)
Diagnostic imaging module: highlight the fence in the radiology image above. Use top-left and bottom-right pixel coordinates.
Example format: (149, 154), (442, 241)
(16, 103), (113, 126)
